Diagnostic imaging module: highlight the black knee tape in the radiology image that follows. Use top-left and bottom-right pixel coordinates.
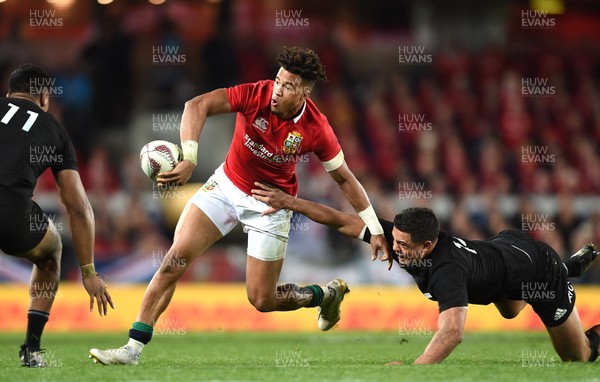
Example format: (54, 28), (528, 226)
(585, 329), (600, 362)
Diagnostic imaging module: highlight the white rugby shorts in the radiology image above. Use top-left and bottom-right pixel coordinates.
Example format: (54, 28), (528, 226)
(189, 163), (292, 261)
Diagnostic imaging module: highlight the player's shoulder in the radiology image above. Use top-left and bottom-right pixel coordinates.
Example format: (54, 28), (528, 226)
(301, 97), (329, 127)
(229, 79), (273, 94)
(10, 98), (66, 138)
(239, 80), (273, 102)
(431, 231), (458, 260)
(439, 231), (453, 243)
(1, 97), (57, 125)
(246, 79), (273, 93)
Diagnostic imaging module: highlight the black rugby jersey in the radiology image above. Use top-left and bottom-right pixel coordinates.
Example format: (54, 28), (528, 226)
(0, 97), (78, 206)
(364, 221), (526, 312)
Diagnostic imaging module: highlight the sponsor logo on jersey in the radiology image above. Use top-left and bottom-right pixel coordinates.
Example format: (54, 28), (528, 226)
(567, 282), (574, 304)
(282, 131), (303, 155)
(553, 308), (567, 321)
(252, 117), (268, 133)
(201, 179), (218, 192)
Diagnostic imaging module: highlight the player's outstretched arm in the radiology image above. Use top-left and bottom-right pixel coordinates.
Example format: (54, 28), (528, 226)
(328, 161), (392, 264)
(157, 88), (232, 185)
(55, 169), (114, 316)
(412, 307), (467, 365)
(251, 182), (365, 238)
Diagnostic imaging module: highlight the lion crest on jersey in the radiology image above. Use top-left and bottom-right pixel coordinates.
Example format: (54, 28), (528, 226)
(282, 131), (303, 155)
(201, 179), (218, 192)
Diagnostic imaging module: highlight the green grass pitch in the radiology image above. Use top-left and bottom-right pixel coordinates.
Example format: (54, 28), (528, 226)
(0, 331), (598, 381)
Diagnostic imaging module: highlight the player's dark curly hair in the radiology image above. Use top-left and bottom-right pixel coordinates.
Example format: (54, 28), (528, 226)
(8, 64), (49, 95)
(276, 46), (328, 83)
(394, 207), (440, 243)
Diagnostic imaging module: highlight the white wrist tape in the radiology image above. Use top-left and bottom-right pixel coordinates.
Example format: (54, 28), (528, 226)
(182, 140), (198, 165)
(358, 205), (384, 236)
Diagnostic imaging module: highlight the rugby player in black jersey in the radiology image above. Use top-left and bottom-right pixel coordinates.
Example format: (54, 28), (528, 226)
(251, 182), (600, 364)
(0, 64), (113, 367)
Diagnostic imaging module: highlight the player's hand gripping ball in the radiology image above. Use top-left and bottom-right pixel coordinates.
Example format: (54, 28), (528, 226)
(139, 140), (183, 181)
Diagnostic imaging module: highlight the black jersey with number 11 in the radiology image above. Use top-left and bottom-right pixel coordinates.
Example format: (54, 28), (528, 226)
(363, 220), (542, 313)
(0, 97), (78, 208)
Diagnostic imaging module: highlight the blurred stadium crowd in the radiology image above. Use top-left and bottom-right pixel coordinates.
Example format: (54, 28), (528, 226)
(1, 0), (600, 284)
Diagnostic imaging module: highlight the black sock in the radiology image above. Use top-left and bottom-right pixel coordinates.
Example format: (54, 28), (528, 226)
(24, 310), (49, 351)
(563, 258), (578, 278)
(305, 285), (324, 307)
(129, 321), (154, 345)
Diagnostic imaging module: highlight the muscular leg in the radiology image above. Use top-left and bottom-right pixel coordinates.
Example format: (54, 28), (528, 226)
(135, 203), (222, 325)
(494, 298), (527, 319)
(89, 203), (226, 365)
(15, 219), (62, 312)
(245, 256), (315, 312)
(546, 307), (592, 361)
(12, 220), (62, 355)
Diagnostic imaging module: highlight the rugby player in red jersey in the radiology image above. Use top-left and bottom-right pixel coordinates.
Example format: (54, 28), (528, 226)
(90, 46), (390, 365)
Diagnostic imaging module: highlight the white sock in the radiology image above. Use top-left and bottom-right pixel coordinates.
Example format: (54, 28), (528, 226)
(127, 338), (145, 354)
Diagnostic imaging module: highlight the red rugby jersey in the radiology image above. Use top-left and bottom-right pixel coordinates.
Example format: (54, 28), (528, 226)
(223, 80), (342, 196)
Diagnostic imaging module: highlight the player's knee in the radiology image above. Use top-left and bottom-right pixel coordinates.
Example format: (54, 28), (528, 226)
(495, 301), (525, 319)
(157, 250), (189, 279)
(32, 230), (62, 275)
(499, 310), (519, 319)
(51, 233), (62, 261)
(558, 352), (586, 362)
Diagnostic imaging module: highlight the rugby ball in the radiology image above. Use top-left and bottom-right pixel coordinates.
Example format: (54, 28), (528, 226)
(139, 140), (183, 181)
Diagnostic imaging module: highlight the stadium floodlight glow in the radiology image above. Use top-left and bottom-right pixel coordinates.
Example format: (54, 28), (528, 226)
(529, 0), (565, 14)
(98, 0), (114, 5)
(46, 0), (75, 8)
(148, 0), (167, 5)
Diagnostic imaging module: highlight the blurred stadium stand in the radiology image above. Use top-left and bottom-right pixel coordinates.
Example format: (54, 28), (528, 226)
(1, 0), (600, 285)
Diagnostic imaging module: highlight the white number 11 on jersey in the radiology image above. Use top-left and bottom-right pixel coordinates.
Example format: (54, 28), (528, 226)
(1, 103), (39, 132)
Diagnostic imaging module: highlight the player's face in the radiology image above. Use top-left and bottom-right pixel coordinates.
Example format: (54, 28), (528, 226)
(271, 67), (310, 120)
(391, 227), (427, 266)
